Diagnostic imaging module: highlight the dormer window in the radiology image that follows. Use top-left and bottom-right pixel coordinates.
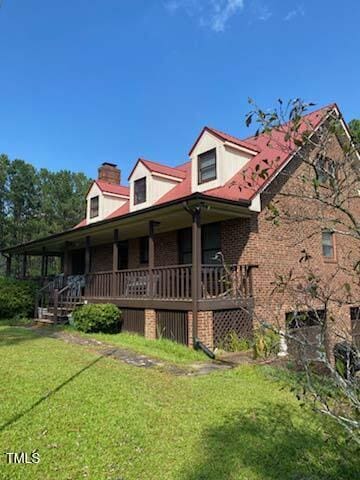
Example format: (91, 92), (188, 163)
(198, 148), (217, 184)
(134, 177), (146, 205)
(90, 196), (99, 218)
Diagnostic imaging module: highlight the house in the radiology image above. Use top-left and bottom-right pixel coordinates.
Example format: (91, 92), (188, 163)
(2, 103), (359, 351)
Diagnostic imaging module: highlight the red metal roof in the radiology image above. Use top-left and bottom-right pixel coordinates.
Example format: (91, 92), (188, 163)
(106, 200), (130, 219)
(188, 126), (260, 156)
(206, 104), (335, 201)
(73, 218), (87, 229)
(73, 104), (336, 229)
(155, 162), (192, 204)
(95, 180), (130, 197)
(128, 158), (187, 180)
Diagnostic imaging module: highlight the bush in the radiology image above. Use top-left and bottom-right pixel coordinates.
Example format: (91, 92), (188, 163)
(218, 331), (251, 352)
(0, 277), (37, 319)
(253, 327), (280, 359)
(72, 303), (121, 333)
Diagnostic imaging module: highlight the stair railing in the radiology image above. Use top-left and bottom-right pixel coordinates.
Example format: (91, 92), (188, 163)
(35, 280), (55, 318)
(53, 277), (84, 323)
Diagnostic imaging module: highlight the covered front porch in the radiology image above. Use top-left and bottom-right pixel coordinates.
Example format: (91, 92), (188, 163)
(2, 195), (256, 340)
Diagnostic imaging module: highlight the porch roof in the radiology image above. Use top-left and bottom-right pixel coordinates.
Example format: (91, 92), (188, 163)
(1, 193), (251, 256)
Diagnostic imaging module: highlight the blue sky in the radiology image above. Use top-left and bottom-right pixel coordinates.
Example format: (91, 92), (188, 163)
(0, 0), (359, 182)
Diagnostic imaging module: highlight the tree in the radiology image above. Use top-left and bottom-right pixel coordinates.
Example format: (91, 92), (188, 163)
(37, 169), (89, 236)
(349, 119), (360, 148)
(0, 155), (91, 275)
(0, 154), (9, 250)
(241, 99), (360, 443)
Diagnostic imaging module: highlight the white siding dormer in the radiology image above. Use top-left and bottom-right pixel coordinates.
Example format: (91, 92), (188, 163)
(129, 161), (180, 212)
(190, 130), (254, 192)
(86, 182), (128, 223)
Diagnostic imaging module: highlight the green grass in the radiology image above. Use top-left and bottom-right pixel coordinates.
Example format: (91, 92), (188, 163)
(0, 324), (358, 480)
(64, 326), (208, 364)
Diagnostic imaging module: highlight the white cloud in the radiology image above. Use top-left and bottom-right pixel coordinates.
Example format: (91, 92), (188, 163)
(210, 0), (245, 32)
(284, 4), (305, 21)
(255, 4), (272, 21)
(163, 0), (245, 32)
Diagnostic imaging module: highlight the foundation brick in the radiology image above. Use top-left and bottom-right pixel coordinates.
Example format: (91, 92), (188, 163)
(145, 309), (156, 340)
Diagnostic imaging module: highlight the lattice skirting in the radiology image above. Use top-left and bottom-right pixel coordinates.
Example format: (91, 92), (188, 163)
(213, 308), (253, 349)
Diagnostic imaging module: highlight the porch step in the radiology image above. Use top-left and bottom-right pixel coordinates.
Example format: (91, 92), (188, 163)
(35, 318), (56, 325)
(37, 305), (75, 324)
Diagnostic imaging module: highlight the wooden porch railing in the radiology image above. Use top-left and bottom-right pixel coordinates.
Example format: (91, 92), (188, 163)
(85, 264), (255, 301)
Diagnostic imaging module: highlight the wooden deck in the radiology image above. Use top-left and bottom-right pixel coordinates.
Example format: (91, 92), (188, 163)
(36, 264), (256, 320)
(85, 264), (254, 302)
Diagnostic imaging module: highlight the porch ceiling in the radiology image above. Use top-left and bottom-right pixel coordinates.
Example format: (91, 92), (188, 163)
(1, 195), (252, 255)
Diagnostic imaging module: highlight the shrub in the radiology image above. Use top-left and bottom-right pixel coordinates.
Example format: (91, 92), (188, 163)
(253, 327), (280, 359)
(72, 303), (121, 333)
(0, 277), (37, 319)
(218, 331), (251, 352)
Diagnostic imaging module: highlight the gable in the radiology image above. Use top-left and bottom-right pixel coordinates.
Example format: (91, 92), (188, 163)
(190, 129), (253, 193)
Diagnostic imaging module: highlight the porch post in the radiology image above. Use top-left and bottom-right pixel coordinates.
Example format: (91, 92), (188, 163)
(41, 248), (46, 278)
(85, 236), (91, 274)
(63, 242), (70, 276)
(192, 207), (202, 343)
(112, 229), (119, 297)
(148, 221), (155, 297)
(44, 255), (49, 277)
(21, 254), (27, 279)
(6, 255), (12, 277)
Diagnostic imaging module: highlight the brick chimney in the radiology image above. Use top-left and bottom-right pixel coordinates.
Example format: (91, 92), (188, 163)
(98, 162), (121, 185)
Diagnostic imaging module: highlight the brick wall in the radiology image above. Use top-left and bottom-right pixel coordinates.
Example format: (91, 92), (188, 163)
(85, 130), (359, 352)
(187, 311), (194, 347)
(154, 231), (179, 266)
(221, 131), (360, 348)
(196, 311), (213, 349)
(144, 309), (156, 340)
(90, 243), (113, 272)
(90, 230), (179, 271)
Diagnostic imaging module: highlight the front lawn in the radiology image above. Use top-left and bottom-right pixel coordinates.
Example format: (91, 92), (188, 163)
(64, 326), (208, 364)
(0, 324), (358, 480)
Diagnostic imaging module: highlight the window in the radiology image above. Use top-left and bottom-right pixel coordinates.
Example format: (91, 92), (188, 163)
(198, 148), (217, 184)
(178, 228), (192, 264)
(202, 222), (221, 264)
(134, 177), (146, 205)
(139, 236), (149, 265)
(322, 231), (335, 259)
(315, 155), (335, 184)
(71, 249), (86, 275)
(90, 196), (99, 218)
(117, 240), (129, 270)
(178, 223), (221, 264)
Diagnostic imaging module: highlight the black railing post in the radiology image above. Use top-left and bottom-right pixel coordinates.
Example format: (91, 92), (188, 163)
(148, 221), (159, 298)
(149, 222), (154, 298)
(192, 207), (202, 342)
(112, 229), (119, 297)
(53, 288), (59, 324)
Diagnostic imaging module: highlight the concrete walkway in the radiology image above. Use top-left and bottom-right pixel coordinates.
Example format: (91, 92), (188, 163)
(31, 327), (234, 376)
